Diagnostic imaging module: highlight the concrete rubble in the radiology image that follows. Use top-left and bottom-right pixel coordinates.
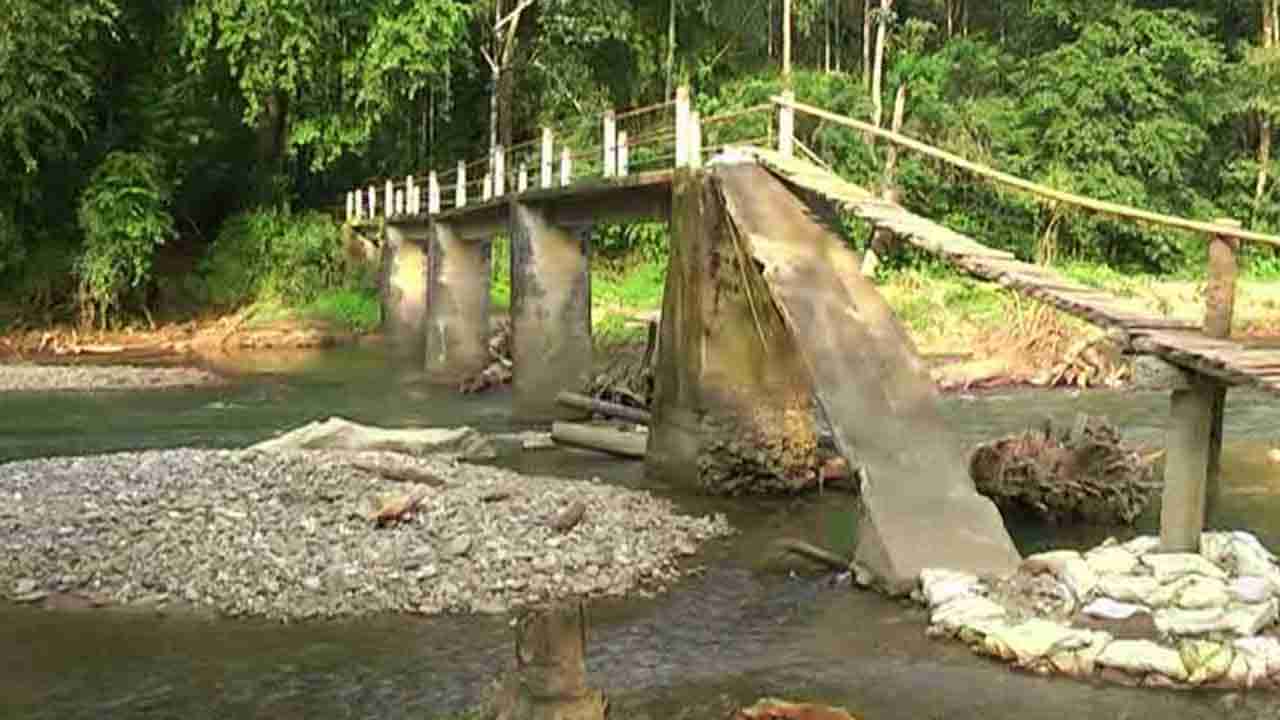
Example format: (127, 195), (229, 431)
(920, 531), (1280, 690)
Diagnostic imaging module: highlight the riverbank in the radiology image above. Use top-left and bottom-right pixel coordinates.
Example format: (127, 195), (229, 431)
(0, 447), (731, 621)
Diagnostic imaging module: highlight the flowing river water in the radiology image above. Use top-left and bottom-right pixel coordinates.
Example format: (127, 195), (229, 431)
(3, 345), (1280, 719)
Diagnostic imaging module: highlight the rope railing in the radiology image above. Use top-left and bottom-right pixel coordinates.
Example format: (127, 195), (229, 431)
(771, 94), (1280, 250)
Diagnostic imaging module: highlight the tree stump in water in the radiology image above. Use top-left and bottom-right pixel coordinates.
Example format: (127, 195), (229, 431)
(968, 414), (1163, 525)
(492, 602), (606, 720)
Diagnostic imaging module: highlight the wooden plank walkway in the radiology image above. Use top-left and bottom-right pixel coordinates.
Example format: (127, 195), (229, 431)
(743, 146), (1280, 395)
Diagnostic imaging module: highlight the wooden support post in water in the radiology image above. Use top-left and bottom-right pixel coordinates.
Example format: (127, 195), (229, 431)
(603, 110), (618, 178)
(675, 86), (691, 168)
(429, 172), (441, 214)
(560, 148), (572, 186)
(456, 161), (467, 208)
(779, 90), (796, 158)
(1159, 218), (1240, 552)
(1205, 219), (1240, 521)
(541, 128), (554, 189)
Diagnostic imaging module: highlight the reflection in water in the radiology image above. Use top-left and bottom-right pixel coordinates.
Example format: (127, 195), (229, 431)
(2, 346), (1280, 718)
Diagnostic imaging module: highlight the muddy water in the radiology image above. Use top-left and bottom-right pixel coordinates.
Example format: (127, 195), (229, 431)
(3, 348), (1280, 719)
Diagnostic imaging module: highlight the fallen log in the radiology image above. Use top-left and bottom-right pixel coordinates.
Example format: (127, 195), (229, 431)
(555, 391), (652, 425)
(774, 538), (850, 572)
(550, 422), (647, 459)
(969, 414), (1162, 525)
(349, 460), (446, 487)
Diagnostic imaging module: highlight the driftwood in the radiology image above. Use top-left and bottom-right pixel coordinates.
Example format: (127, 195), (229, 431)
(370, 491), (427, 526)
(550, 422), (647, 459)
(734, 699), (860, 720)
(548, 501), (586, 533)
(968, 414), (1162, 525)
(774, 539), (851, 572)
(555, 391), (651, 425)
(350, 460), (446, 487)
(460, 320), (513, 394)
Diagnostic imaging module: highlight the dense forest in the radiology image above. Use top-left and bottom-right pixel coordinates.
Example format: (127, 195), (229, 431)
(2, 0), (1279, 328)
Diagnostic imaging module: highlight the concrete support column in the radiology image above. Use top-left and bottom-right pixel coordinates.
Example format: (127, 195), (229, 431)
(509, 203), (592, 420)
(379, 223), (430, 354)
(425, 222), (491, 382)
(647, 169), (817, 492)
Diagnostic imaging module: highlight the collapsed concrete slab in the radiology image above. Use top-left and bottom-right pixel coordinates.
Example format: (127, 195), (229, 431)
(652, 163), (1019, 592)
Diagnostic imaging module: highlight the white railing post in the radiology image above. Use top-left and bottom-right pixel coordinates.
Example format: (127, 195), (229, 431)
(456, 161), (467, 208)
(494, 145), (506, 196)
(541, 128), (554, 189)
(345, 191), (354, 221)
(518, 162), (529, 193)
(368, 185), (377, 219)
(560, 148), (572, 187)
(603, 110), (618, 178)
(483, 172), (493, 201)
(384, 180), (394, 219)
(618, 131), (630, 176)
(675, 85), (691, 168)
(429, 171), (441, 214)
(691, 112), (703, 169)
(778, 90), (795, 158)
(406, 175), (417, 215)
(395, 188), (405, 216)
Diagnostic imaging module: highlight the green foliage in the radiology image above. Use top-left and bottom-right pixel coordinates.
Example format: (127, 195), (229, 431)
(305, 288), (381, 332)
(76, 151), (175, 325)
(490, 235), (511, 311)
(202, 209), (358, 308)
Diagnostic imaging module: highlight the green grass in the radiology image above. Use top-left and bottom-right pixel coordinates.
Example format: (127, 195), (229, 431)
(593, 257), (667, 310)
(490, 236), (511, 311)
(305, 288), (381, 332)
(239, 288), (381, 333)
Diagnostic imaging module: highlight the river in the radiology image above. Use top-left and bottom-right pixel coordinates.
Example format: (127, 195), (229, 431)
(3, 345), (1280, 719)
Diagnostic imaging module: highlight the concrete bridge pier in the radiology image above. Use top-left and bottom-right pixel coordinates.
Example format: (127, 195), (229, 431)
(379, 222), (430, 354)
(425, 221), (492, 382)
(647, 170), (819, 493)
(509, 203), (592, 420)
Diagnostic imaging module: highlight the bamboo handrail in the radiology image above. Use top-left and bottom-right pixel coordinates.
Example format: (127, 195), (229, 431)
(615, 98), (677, 120)
(773, 95), (1280, 249)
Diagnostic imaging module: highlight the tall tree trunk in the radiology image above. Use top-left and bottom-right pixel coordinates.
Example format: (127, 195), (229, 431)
(665, 0), (677, 98)
(1258, 0), (1276, 209)
(862, 0), (872, 90)
(871, 0), (892, 129)
(255, 90), (289, 201)
(824, 0), (831, 73)
(834, 0), (842, 72)
(946, 0), (954, 39)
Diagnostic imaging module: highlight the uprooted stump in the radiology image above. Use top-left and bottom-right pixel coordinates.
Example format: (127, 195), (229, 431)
(490, 602), (607, 720)
(968, 414), (1162, 525)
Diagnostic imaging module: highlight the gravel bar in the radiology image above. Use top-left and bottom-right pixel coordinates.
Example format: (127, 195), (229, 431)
(0, 449), (732, 620)
(0, 363), (220, 392)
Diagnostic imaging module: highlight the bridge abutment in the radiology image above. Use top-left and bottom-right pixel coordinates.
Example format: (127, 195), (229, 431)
(509, 203), (593, 420)
(379, 222), (429, 354)
(425, 222), (492, 382)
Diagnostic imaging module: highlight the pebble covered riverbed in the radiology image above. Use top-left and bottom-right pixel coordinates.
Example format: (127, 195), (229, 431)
(0, 363), (220, 392)
(0, 449), (732, 620)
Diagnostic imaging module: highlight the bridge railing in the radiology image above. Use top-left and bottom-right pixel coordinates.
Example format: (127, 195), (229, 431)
(343, 88), (716, 224)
